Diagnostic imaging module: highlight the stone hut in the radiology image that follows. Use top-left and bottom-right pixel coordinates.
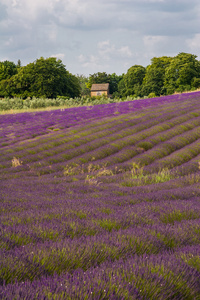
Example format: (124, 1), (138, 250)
(90, 83), (110, 97)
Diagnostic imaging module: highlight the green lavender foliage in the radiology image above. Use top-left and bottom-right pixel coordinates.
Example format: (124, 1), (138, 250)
(1, 92), (200, 299)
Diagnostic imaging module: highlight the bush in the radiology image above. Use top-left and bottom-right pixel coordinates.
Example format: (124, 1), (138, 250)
(148, 92), (157, 98)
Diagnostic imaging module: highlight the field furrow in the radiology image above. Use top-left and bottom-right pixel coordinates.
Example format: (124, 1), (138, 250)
(1, 91), (200, 299)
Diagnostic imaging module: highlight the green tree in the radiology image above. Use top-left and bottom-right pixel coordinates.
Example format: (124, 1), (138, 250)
(0, 61), (17, 81)
(31, 57), (80, 98)
(116, 76), (126, 98)
(0, 77), (15, 97)
(109, 73), (123, 95)
(87, 72), (109, 89)
(64, 73), (81, 98)
(123, 65), (146, 96)
(0, 61), (18, 97)
(87, 72), (123, 96)
(3, 57), (81, 98)
(17, 59), (22, 68)
(164, 52), (200, 94)
(76, 74), (90, 96)
(142, 56), (172, 96)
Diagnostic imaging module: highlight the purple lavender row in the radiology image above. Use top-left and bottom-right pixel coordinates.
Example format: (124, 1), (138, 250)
(93, 113), (200, 168)
(1, 91), (199, 148)
(1, 172), (200, 247)
(1, 171), (199, 223)
(17, 107), (200, 165)
(2, 168), (198, 243)
(1, 173), (200, 286)
(1, 90), (199, 128)
(0, 111), (152, 163)
(1, 217), (200, 287)
(123, 125), (200, 166)
(0, 94), (198, 163)
(0, 98), (191, 159)
(147, 138), (200, 170)
(1, 108), (195, 175)
(1, 92), (200, 298)
(0, 107), (142, 150)
(1, 245), (200, 299)
(1, 196), (200, 249)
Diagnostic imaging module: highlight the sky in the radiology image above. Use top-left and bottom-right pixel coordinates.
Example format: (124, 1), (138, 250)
(0, 0), (200, 76)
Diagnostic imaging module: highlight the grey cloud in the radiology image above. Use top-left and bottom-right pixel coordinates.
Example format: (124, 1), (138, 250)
(0, 0), (200, 75)
(153, 0), (199, 13)
(112, 1), (200, 38)
(0, 3), (7, 21)
(54, 0), (200, 40)
(48, 0), (112, 31)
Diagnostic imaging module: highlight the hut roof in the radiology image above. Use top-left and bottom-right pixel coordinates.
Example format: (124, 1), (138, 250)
(91, 83), (109, 91)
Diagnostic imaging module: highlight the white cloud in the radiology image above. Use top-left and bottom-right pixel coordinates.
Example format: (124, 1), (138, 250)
(143, 35), (169, 58)
(50, 53), (65, 60)
(97, 40), (115, 60)
(78, 54), (102, 71)
(98, 40), (133, 59)
(186, 34), (200, 55)
(78, 54), (86, 63)
(48, 27), (57, 42)
(78, 40), (133, 73)
(143, 35), (167, 48)
(0, 0), (200, 75)
(118, 46), (132, 58)
(2, 0), (47, 19)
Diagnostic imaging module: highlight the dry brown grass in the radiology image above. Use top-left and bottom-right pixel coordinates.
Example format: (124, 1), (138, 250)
(12, 157), (23, 167)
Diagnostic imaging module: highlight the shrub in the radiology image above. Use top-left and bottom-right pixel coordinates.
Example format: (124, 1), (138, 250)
(148, 92), (157, 98)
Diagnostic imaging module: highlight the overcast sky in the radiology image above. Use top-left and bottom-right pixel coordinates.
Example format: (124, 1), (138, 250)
(0, 0), (200, 76)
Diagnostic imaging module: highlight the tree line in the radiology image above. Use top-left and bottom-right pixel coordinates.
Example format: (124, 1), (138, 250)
(0, 52), (200, 99)
(0, 57), (80, 99)
(86, 53), (200, 98)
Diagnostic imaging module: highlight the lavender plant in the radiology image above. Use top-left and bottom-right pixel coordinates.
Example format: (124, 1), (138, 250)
(0, 91), (200, 299)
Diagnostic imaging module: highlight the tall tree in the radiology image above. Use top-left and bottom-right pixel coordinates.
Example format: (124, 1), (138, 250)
(117, 76), (126, 97)
(0, 61), (18, 97)
(109, 73), (123, 95)
(87, 72), (122, 95)
(2, 57), (81, 98)
(17, 59), (22, 68)
(164, 52), (200, 94)
(142, 56), (172, 96)
(87, 72), (109, 89)
(123, 65), (146, 96)
(0, 61), (17, 81)
(76, 74), (90, 96)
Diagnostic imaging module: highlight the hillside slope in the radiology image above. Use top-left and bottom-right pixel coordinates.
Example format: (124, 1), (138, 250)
(0, 92), (200, 299)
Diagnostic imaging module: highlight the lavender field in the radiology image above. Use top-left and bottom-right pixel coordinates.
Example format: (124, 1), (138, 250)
(1, 92), (200, 299)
